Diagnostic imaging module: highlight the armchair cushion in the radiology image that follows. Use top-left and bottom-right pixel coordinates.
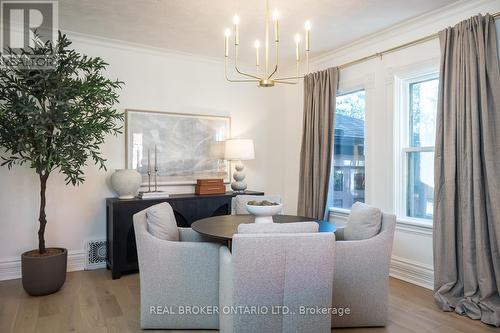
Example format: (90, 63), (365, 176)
(146, 202), (179, 241)
(344, 202), (381, 240)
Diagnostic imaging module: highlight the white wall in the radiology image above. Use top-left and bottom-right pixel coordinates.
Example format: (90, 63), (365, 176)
(281, 0), (500, 289)
(0, 33), (287, 279)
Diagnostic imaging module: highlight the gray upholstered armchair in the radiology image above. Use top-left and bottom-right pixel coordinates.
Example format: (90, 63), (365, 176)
(133, 208), (222, 330)
(219, 227), (335, 333)
(331, 212), (396, 327)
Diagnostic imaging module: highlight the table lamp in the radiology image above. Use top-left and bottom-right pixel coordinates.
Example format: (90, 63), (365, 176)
(224, 139), (255, 192)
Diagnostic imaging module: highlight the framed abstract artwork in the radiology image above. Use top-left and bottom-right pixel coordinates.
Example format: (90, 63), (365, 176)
(125, 109), (231, 185)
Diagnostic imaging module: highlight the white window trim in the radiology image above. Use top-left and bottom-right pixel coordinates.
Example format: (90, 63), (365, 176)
(394, 70), (438, 225)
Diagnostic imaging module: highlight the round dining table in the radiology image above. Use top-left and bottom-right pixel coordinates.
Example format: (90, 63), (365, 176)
(191, 214), (317, 248)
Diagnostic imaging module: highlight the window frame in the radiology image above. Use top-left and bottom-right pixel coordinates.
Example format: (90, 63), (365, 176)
(394, 71), (438, 226)
(328, 88), (367, 212)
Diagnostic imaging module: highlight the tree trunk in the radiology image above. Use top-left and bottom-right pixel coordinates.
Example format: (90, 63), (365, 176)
(38, 172), (49, 254)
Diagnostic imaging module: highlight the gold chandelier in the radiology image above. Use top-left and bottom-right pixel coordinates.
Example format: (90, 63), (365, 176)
(224, 0), (311, 87)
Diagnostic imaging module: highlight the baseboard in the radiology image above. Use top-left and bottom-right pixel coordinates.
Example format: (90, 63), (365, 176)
(390, 255), (434, 290)
(2, 251), (435, 291)
(0, 251), (86, 281)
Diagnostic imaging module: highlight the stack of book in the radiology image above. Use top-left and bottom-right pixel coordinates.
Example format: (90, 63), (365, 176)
(138, 191), (170, 199)
(195, 179), (226, 195)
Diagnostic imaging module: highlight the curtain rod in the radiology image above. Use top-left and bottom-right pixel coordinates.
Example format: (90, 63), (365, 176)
(338, 11), (500, 70)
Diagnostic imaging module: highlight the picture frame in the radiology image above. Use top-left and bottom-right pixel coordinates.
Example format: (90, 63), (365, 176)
(125, 109), (231, 186)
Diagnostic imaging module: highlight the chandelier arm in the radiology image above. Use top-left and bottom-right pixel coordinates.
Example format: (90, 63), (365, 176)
(274, 76), (305, 81)
(234, 65), (262, 80)
(225, 59), (259, 82)
(268, 41), (279, 79)
(306, 50), (310, 74)
(275, 80), (298, 85)
(265, 0), (269, 78)
(226, 78), (260, 82)
(268, 64), (278, 79)
(233, 44), (261, 80)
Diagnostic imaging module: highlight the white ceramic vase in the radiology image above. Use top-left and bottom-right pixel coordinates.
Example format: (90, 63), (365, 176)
(110, 169), (142, 199)
(245, 203), (283, 223)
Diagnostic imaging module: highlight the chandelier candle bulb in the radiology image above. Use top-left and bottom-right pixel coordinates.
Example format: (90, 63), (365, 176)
(273, 9), (279, 42)
(254, 40), (260, 66)
(305, 20), (311, 51)
(233, 15), (240, 45)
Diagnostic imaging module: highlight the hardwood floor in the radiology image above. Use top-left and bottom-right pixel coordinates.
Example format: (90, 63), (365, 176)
(0, 269), (497, 333)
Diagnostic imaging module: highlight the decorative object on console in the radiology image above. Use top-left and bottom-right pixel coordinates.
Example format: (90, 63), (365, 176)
(224, 139), (255, 192)
(195, 178), (226, 195)
(110, 169), (142, 199)
(126, 109), (231, 185)
(245, 200), (283, 223)
(223, 0), (312, 87)
(138, 145), (169, 199)
(0, 33), (123, 295)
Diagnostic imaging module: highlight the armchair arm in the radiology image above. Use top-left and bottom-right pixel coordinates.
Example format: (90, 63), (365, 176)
(219, 246), (233, 332)
(137, 229), (221, 281)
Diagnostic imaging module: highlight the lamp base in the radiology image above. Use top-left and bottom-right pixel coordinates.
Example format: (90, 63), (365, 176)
(231, 160), (248, 192)
(231, 181), (247, 192)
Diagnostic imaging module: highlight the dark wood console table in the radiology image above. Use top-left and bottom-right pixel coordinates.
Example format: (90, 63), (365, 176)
(106, 191), (263, 279)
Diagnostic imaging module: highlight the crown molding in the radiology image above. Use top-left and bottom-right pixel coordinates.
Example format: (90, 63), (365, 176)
(65, 30), (226, 66)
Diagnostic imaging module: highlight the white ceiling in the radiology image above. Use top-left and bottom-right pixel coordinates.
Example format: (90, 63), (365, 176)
(60, 0), (459, 62)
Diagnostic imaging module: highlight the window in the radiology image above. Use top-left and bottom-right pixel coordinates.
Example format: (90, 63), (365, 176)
(328, 90), (366, 210)
(400, 77), (438, 220)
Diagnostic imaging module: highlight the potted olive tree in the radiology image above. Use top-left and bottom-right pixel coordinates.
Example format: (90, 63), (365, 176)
(0, 32), (123, 296)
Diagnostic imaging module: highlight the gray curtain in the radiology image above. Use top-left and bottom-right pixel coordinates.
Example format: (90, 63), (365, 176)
(433, 14), (500, 327)
(297, 67), (338, 219)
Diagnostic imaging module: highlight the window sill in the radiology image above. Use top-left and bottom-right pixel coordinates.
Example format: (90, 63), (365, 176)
(329, 208), (433, 234)
(328, 207), (350, 216)
(397, 217), (432, 229)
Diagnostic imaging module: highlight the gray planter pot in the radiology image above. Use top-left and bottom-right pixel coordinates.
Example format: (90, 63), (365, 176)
(21, 248), (67, 296)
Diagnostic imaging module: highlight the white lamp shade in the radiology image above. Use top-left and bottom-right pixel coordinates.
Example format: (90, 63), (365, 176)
(224, 139), (255, 161)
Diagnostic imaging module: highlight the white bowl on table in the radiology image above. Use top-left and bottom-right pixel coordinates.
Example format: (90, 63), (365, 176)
(245, 203), (283, 223)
